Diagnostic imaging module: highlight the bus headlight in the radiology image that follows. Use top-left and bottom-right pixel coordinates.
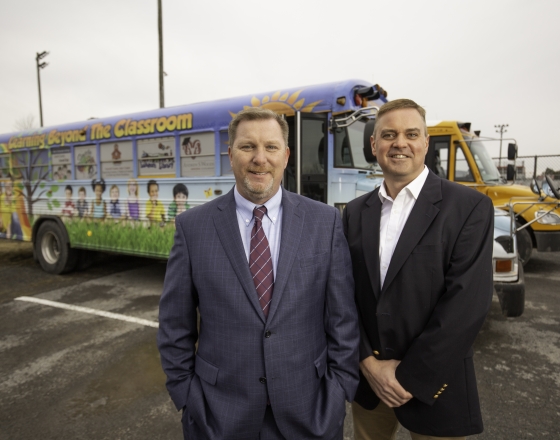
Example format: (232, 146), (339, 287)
(535, 210), (560, 225)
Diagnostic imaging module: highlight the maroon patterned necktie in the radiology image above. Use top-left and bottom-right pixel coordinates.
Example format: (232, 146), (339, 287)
(250, 206), (274, 318)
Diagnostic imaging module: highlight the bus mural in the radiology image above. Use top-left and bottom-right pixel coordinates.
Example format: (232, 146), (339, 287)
(0, 79), (527, 316)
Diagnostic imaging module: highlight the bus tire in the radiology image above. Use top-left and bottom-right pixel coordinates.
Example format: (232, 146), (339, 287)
(516, 222), (532, 266)
(35, 221), (77, 274)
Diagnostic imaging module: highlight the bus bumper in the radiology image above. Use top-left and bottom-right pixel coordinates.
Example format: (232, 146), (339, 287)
(494, 264), (525, 318)
(535, 231), (560, 252)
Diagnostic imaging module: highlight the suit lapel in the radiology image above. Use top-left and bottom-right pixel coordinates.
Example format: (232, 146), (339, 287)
(381, 172), (442, 294)
(362, 190), (382, 300)
(266, 190), (303, 324)
(214, 189), (266, 323)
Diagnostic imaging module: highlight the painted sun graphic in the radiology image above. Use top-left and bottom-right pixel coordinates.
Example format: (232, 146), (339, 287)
(230, 90), (322, 118)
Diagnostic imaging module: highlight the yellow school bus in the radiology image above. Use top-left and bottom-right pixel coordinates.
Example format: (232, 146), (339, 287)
(425, 121), (560, 265)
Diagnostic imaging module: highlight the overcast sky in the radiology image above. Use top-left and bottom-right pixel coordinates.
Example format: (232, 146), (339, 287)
(2, 0), (559, 159)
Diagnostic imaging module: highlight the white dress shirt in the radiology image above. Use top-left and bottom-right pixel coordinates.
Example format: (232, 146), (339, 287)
(378, 166), (429, 287)
(234, 186), (282, 280)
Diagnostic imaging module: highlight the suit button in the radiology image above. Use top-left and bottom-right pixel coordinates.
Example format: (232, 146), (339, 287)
(259, 377), (267, 384)
(433, 395), (439, 399)
(373, 350), (380, 356)
(265, 331), (272, 338)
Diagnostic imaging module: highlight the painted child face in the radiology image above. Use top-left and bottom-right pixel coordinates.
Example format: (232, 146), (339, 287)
(128, 182), (137, 196)
(65, 189), (72, 200)
(110, 187), (119, 201)
(149, 184), (159, 201)
(95, 185), (103, 200)
(175, 192), (187, 207)
(79, 190), (86, 200)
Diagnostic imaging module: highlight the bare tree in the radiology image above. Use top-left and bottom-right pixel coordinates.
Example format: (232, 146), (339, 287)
(13, 114), (37, 132)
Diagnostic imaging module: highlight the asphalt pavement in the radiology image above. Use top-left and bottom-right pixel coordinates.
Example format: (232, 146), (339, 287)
(0, 240), (558, 439)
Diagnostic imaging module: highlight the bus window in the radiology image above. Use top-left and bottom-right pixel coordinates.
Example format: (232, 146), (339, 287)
(455, 145), (474, 182)
(426, 136), (449, 179)
(137, 137), (175, 178)
(334, 130), (353, 167)
(101, 141), (133, 179)
(30, 150), (49, 181)
(11, 150), (28, 180)
(74, 145), (98, 180)
(219, 131), (233, 176)
(333, 120), (370, 169)
(300, 116), (328, 203)
(0, 154), (9, 178)
(52, 147), (71, 181)
(179, 132), (215, 177)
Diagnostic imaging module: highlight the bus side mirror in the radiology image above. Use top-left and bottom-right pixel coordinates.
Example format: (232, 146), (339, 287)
(507, 143), (517, 161)
(363, 119), (377, 164)
(545, 174), (560, 200)
(506, 164), (516, 181)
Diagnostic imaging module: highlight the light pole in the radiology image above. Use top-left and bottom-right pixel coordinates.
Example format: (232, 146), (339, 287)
(36, 51), (49, 127)
(495, 123), (508, 170)
(158, 0), (164, 108)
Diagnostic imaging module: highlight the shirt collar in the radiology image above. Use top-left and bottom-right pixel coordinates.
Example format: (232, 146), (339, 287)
(378, 165), (429, 203)
(234, 186), (282, 227)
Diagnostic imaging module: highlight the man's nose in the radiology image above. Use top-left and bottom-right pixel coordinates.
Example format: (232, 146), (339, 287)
(252, 146), (267, 164)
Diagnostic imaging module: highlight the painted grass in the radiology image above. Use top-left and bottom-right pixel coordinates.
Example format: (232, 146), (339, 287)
(66, 218), (175, 258)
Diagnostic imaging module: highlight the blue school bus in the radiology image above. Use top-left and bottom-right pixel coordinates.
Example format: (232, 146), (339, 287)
(0, 79), (523, 315)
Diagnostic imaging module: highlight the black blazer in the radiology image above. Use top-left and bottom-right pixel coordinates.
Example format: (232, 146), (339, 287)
(343, 171), (494, 437)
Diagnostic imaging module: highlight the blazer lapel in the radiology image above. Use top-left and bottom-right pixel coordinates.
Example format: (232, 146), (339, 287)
(266, 190), (304, 324)
(362, 190), (382, 300)
(214, 189), (266, 323)
(381, 172), (442, 294)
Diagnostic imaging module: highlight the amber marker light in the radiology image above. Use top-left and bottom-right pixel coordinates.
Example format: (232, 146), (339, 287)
(495, 259), (513, 272)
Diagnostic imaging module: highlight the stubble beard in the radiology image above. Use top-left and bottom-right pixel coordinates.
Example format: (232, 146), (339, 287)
(242, 174), (275, 203)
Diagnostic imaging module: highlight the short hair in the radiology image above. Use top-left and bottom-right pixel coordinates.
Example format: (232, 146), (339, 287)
(127, 178), (138, 196)
(91, 178), (106, 193)
(78, 186), (86, 194)
(173, 183), (189, 198)
(110, 184), (119, 193)
(228, 107), (289, 147)
(65, 185), (73, 193)
(374, 99), (427, 137)
(147, 179), (158, 194)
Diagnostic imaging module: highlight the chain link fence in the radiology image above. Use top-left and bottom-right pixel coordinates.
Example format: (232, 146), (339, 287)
(493, 155), (560, 194)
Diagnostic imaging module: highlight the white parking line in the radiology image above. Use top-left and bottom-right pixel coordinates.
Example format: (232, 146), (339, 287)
(14, 296), (159, 328)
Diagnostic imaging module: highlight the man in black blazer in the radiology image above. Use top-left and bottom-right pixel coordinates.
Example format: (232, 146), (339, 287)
(343, 99), (494, 439)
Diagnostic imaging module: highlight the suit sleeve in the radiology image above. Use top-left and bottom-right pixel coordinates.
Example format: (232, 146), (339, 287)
(395, 196), (494, 405)
(342, 206), (374, 362)
(325, 208), (360, 401)
(157, 219), (198, 411)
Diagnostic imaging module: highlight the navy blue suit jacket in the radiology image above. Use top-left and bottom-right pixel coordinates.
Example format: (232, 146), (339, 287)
(158, 188), (359, 439)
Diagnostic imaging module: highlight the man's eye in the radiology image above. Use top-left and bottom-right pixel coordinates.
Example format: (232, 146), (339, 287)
(240, 145), (252, 150)
(383, 133), (395, 139)
(408, 133), (418, 138)
(266, 145), (279, 151)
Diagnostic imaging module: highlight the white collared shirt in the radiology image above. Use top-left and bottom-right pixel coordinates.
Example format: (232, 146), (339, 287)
(234, 186), (283, 280)
(378, 166), (429, 287)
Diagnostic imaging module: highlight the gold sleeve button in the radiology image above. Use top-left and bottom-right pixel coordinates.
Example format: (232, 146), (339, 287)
(373, 350), (380, 356)
(433, 395), (439, 399)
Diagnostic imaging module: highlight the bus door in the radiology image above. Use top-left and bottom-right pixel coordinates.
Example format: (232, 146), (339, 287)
(283, 112), (328, 203)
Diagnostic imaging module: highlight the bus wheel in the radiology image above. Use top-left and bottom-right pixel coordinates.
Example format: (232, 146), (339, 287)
(516, 222), (532, 266)
(35, 221), (77, 274)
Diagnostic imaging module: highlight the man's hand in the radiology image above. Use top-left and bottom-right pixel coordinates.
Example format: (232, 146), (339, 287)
(360, 356), (412, 407)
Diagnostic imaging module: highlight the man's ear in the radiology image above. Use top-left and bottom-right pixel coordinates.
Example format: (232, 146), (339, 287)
(370, 135), (377, 156)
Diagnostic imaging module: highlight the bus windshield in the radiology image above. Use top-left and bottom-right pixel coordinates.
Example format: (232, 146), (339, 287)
(334, 119), (372, 170)
(464, 136), (503, 183)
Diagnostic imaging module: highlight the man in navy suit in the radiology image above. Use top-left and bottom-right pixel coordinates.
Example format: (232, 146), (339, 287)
(158, 107), (359, 439)
(343, 99), (493, 439)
